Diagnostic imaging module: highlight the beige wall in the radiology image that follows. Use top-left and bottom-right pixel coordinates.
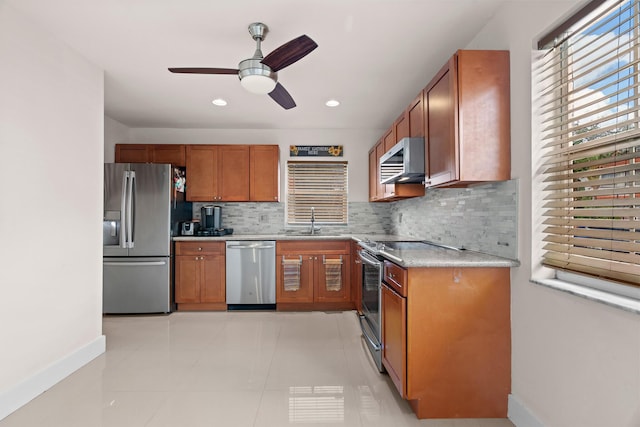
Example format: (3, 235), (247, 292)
(0, 2), (105, 418)
(467, 2), (640, 426)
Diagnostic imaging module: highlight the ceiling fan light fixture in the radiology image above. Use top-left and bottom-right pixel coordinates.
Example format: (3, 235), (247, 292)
(240, 74), (277, 94)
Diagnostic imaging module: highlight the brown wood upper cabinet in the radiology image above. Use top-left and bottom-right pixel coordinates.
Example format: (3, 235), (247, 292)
(115, 144), (186, 166)
(185, 144), (280, 202)
(186, 145), (250, 202)
(368, 92), (426, 203)
(424, 50), (510, 188)
(249, 145), (280, 202)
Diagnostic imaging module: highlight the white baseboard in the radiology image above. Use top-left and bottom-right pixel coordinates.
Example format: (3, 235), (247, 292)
(508, 394), (546, 427)
(0, 335), (106, 421)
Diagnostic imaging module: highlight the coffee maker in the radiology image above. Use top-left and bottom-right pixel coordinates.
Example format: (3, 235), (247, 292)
(197, 205), (233, 236)
(201, 205), (221, 230)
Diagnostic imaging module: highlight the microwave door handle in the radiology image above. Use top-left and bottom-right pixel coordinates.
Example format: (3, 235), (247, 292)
(119, 171), (128, 249)
(126, 171), (135, 248)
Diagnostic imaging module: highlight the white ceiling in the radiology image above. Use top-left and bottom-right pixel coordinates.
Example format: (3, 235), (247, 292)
(9, 0), (522, 130)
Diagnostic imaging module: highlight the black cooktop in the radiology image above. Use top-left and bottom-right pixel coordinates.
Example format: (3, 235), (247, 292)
(359, 239), (462, 255)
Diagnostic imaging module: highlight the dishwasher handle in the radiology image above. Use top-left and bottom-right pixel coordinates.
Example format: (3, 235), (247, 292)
(226, 242), (275, 250)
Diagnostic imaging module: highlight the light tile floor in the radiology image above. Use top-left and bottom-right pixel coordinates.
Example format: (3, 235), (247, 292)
(0, 311), (515, 427)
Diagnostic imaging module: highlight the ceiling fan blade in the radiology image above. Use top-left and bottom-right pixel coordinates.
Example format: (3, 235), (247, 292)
(168, 67), (239, 75)
(261, 35), (318, 72)
(269, 83), (296, 110)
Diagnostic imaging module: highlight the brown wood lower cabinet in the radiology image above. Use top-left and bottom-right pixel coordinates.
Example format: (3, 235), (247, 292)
(174, 242), (226, 311)
(276, 240), (353, 311)
(381, 261), (510, 419)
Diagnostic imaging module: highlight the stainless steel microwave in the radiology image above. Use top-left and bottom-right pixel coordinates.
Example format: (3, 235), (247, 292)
(379, 137), (425, 184)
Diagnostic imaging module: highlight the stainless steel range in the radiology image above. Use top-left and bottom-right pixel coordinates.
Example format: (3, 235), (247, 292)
(357, 239), (426, 372)
(357, 239), (461, 372)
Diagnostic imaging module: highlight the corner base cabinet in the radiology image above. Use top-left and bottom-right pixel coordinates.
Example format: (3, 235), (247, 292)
(276, 240), (353, 311)
(174, 242), (226, 311)
(381, 262), (510, 419)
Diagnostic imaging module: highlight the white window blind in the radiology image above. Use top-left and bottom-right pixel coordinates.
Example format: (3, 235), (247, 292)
(287, 161), (348, 224)
(536, 0), (640, 286)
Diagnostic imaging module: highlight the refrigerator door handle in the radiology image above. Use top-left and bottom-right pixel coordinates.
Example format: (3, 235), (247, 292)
(119, 171), (128, 249)
(103, 261), (167, 267)
(126, 170), (135, 248)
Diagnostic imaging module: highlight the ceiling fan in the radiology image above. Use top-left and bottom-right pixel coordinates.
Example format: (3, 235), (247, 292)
(168, 23), (318, 110)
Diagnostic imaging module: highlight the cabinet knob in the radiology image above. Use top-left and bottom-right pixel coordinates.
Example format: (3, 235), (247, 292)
(198, 247), (202, 251)
(194, 256), (199, 260)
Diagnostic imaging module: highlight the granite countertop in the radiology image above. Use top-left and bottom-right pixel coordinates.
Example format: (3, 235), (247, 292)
(375, 245), (519, 268)
(173, 234), (519, 268)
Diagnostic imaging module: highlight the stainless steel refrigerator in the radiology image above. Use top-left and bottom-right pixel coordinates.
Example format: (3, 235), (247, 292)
(102, 163), (191, 314)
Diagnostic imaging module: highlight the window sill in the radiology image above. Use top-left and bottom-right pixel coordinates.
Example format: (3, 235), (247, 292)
(531, 278), (640, 315)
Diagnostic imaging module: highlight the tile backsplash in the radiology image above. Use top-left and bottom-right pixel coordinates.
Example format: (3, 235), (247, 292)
(191, 179), (517, 259)
(389, 180), (518, 259)
(191, 201), (392, 236)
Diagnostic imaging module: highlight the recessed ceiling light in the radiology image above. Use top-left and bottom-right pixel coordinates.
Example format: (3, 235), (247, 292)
(325, 99), (340, 107)
(212, 98), (228, 106)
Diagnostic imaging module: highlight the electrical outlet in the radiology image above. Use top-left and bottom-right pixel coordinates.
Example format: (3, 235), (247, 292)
(260, 214), (268, 223)
(398, 213), (403, 223)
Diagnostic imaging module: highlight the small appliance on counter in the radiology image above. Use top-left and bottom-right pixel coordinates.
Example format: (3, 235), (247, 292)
(196, 205), (233, 236)
(180, 221), (198, 236)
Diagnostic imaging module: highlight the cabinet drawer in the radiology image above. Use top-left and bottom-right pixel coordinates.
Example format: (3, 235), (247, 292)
(175, 241), (225, 255)
(277, 240), (350, 255)
(384, 261), (407, 297)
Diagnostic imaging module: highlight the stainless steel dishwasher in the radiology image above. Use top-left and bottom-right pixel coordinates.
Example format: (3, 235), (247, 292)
(225, 241), (276, 308)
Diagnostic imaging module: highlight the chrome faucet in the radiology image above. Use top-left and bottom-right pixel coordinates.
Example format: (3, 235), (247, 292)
(310, 207), (316, 235)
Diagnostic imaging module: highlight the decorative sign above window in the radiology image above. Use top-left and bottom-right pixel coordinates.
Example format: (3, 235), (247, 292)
(289, 145), (343, 157)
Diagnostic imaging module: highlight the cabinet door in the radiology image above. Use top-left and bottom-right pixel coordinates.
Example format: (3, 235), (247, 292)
(382, 283), (407, 398)
(250, 145), (279, 201)
(368, 148), (378, 201)
(351, 242), (362, 312)
(152, 145), (186, 166)
(375, 141), (392, 199)
(200, 254), (226, 303)
(426, 60), (457, 187)
(115, 144), (150, 163)
(383, 127), (396, 153)
(408, 92), (425, 138)
(315, 254), (350, 303)
(186, 145), (218, 201)
(219, 145), (250, 201)
(175, 255), (200, 303)
(394, 112), (410, 141)
(276, 255), (314, 303)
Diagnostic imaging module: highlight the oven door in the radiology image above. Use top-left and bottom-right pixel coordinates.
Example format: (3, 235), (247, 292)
(357, 249), (385, 372)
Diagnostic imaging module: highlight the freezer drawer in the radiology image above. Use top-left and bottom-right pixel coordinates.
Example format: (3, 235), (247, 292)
(103, 257), (171, 314)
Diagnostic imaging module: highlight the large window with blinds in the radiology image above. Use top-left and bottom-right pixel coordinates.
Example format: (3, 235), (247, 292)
(535, 0), (640, 286)
(286, 161), (348, 225)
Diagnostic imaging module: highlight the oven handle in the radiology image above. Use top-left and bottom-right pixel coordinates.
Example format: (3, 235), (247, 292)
(357, 249), (383, 267)
(358, 314), (381, 351)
